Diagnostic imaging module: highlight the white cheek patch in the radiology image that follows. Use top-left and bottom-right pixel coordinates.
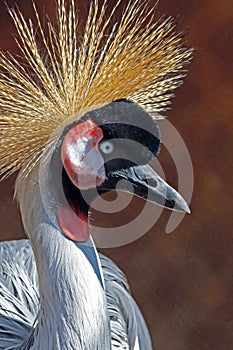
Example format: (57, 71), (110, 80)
(67, 137), (88, 164)
(69, 137), (106, 189)
(61, 120), (106, 190)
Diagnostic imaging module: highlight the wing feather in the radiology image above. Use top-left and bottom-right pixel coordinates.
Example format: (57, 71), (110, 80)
(0, 241), (152, 349)
(100, 253), (153, 350)
(0, 240), (38, 349)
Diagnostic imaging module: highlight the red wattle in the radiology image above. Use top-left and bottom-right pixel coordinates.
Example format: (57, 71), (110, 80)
(57, 202), (90, 242)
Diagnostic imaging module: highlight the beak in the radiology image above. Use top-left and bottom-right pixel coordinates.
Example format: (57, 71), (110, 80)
(104, 164), (190, 213)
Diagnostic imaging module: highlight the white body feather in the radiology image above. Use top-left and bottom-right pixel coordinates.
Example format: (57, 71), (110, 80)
(0, 240), (152, 350)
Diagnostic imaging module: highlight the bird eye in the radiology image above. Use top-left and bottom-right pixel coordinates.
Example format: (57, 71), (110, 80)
(99, 141), (114, 154)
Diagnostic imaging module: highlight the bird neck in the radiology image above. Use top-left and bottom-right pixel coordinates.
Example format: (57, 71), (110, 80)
(16, 168), (111, 349)
(31, 229), (110, 349)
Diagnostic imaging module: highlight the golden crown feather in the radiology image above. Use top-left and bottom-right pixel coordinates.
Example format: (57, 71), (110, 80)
(0, 0), (192, 180)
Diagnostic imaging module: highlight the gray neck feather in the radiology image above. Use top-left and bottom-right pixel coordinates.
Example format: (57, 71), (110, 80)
(16, 165), (111, 349)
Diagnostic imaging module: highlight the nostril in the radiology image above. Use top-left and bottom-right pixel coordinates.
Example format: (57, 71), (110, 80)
(147, 178), (158, 188)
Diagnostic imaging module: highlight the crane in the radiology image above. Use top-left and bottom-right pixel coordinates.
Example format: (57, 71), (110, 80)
(0, 0), (192, 349)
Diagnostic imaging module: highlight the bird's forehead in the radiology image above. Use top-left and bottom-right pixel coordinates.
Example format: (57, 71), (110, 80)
(77, 101), (161, 156)
(81, 100), (158, 130)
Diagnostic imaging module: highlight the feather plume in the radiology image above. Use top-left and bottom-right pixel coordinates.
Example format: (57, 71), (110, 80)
(0, 0), (192, 180)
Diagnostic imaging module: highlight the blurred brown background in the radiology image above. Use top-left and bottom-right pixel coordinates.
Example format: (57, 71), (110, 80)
(0, 0), (232, 349)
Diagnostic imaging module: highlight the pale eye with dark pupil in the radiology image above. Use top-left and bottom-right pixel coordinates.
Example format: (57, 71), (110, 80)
(99, 141), (114, 154)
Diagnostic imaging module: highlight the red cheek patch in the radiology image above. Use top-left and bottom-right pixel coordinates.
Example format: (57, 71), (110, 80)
(61, 119), (105, 189)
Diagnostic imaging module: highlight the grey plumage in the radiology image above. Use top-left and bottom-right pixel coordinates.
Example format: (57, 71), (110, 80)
(0, 240), (152, 350)
(0, 240), (38, 349)
(101, 254), (152, 349)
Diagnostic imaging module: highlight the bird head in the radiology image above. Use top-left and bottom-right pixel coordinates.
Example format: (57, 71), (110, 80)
(0, 1), (192, 286)
(53, 100), (190, 244)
